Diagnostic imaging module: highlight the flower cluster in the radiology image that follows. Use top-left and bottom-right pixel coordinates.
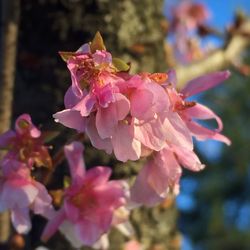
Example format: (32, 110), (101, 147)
(0, 114), (53, 234)
(0, 33), (231, 249)
(53, 33), (230, 208)
(41, 141), (127, 247)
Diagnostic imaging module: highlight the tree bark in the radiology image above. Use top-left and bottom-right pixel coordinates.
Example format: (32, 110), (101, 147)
(0, 0), (20, 244)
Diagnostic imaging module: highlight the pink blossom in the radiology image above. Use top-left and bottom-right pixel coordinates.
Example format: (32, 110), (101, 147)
(167, 70), (231, 145)
(124, 240), (142, 250)
(41, 141), (126, 246)
(130, 143), (204, 206)
(0, 114), (52, 168)
(0, 159), (53, 234)
(54, 58), (193, 162)
(171, 1), (209, 32)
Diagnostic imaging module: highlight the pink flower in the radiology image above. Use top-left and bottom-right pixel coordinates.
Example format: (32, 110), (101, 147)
(0, 159), (53, 234)
(0, 114), (52, 168)
(171, 1), (209, 32)
(130, 143), (204, 206)
(41, 141), (126, 246)
(124, 240), (142, 250)
(167, 70), (231, 145)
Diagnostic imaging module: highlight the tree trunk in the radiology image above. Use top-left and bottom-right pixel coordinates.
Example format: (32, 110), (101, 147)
(0, 0), (20, 244)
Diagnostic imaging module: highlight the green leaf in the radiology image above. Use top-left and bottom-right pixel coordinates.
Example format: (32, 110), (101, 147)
(90, 31), (106, 53)
(112, 57), (130, 72)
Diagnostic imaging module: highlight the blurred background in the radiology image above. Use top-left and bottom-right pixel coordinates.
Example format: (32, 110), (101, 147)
(0, 0), (250, 249)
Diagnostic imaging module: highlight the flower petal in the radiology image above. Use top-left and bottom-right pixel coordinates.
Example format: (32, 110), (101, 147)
(41, 208), (66, 242)
(130, 162), (164, 207)
(96, 93), (130, 139)
(171, 145), (205, 171)
(186, 120), (231, 145)
(11, 207), (31, 234)
(53, 109), (86, 132)
(184, 103), (223, 131)
(111, 123), (141, 162)
(86, 115), (112, 154)
(181, 70), (231, 97)
(64, 141), (85, 183)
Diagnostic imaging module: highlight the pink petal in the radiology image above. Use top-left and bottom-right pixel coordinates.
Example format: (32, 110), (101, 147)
(111, 123), (141, 162)
(64, 86), (82, 109)
(181, 70), (231, 97)
(93, 50), (112, 65)
(86, 115), (112, 154)
(124, 240), (142, 250)
(171, 145), (205, 171)
(75, 219), (104, 246)
(73, 93), (96, 117)
(31, 181), (53, 218)
(163, 112), (193, 150)
(64, 200), (81, 223)
(184, 103), (223, 131)
(84, 167), (112, 186)
(41, 208), (66, 242)
(133, 118), (167, 151)
(94, 180), (125, 209)
(53, 109), (86, 132)
(130, 162), (164, 207)
(15, 114), (41, 138)
(1, 181), (38, 209)
(59, 221), (83, 248)
(76, 43), (91, 53)
(64, 142), (85, 183)
(96, 84), (115, 108)
(11, 207), (31, 234)
(130, 89), (154, 120)
(96, 93), (130, 139)
(147, 148), (182, 197)
(186, 120), (231, 145)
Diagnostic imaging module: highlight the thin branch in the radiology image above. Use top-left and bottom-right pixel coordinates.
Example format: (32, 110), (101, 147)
(176, 20), (250, 89)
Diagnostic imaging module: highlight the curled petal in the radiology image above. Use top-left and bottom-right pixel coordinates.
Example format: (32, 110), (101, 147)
(186, 120), (231, 145)
(184, 103), (223, 131)
(181, 70), (231, 97)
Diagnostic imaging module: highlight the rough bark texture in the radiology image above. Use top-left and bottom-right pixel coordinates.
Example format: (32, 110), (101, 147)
(0, 0), (20, 244)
